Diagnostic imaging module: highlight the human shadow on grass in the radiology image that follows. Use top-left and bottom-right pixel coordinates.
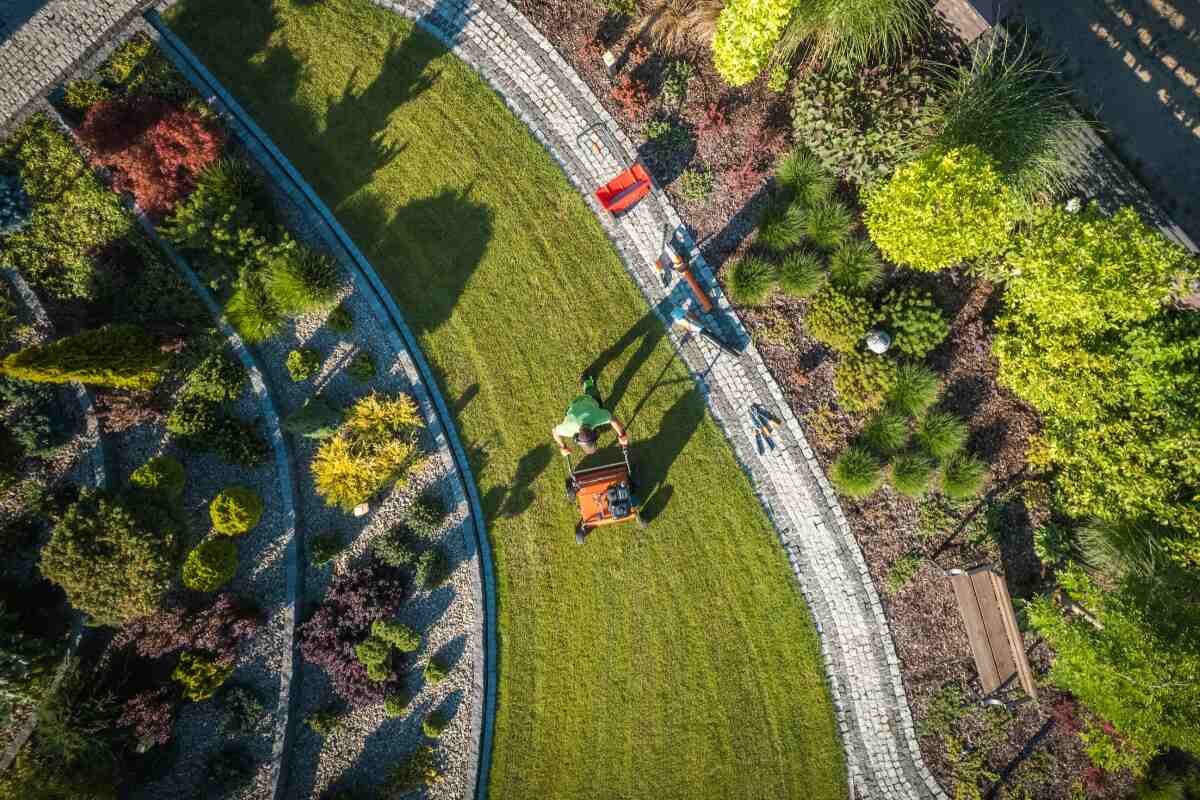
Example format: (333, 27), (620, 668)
(584, 309), (667, 415)
(630, 387), (705, 522)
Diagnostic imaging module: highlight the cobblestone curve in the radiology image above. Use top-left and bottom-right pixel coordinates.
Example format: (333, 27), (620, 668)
(377, 1), (949, 797)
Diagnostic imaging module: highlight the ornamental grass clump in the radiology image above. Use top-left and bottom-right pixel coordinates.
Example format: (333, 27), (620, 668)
(210, 487), (264, 536)
(778, 251), (826, 298)
(794, 197), (853, 250)
(940, 452), (988, 499)
(313, 393), (425, 512)
(804, 285), (874, 352)
(915, 411), (969, 459)
(776, 147), (834, 207)
(267, 247), (341, 315)
(887, 362), (940, 417)
(0, 324), (168, 390)
(864, 145), (1016, 271)
(831, 445), (883, 498)
(829, 239), (882, 291)
(776, 0), (929, 71)
(882, 287), (949, 358)
(890, 452), (936, 497)
(728, 256), (777, 305)
(757, 195), (802, 251)
(861, 409), (909, 455)
(182, 538), (238, 592)
(226, 274), (286, 344)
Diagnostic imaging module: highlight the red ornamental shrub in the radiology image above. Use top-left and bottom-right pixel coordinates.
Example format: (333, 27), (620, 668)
(114, 593), (263, 664)
(119, 686), (178, 749)
(298, 564), (409, 706)
(78, 98), (222, 219)
(611, 76), (651, 120)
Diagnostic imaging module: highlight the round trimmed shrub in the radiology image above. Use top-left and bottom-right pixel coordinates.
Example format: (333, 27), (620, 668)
(384, 691), (413, 718)
(422, 710), (448, 738)
(286, 348), (321, 382)
(887, 363), (940, 417)
(804, 286), (875, 352)
(830, 239), (883, 291)
(861, 410), (909, 456)
(891, 452), (935, 497)
(915, 411), (969, 460)
(182, 537), (238, 592)
(423, 658), (448, 686)
(833, 352), (898, 414)
(130, 455), (185, 500)
(713, 0), (797, 86)
(210, 487), (264, 536)
(372, 619), (420, 653)
(778, 251), (827, 298)
(832, 445), (883, 498)
(882, 288), (950, 358)
(941, 452), (988, 499)
(795, 197), (854, 250)
(728, 257), (776, 305)
(173, 651), (233, 701)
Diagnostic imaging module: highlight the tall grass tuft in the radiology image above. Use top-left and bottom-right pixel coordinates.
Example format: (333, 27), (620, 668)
(832, 445), (883, 498)
(728, 257), (777, 305)
(1075, 518), (1172, 583)
(757, 194), (803, 251)
(777, 147), (834, 207)
(776, 0), (929, 71)
(940, 452), (987, 499)
(915, 411), (968, 459)
(778, 251), (827, 298)
(891, 452), (935, 497)
(268, 247), (342, 315)
(861, 409), (909, 456)
(830, 239), (883, 291)
(794, 197), (853, 250)
(887, 363), (940, 417)
(927, 36), (1087, 204)
(638, 0), (723, 52)
(226, 274), (285, 343)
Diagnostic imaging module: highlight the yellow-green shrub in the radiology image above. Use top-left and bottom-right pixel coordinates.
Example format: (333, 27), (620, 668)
(209, 487), (264, 535)
(182, 537), (238, 592)
(130, 455), (185, 500)
(713, 0), (800, 86)
(864, 146), (1016, 271)
(0, 324), (168, 390)
(804, 285), (875, 352)
(172, 651), (233, 701)
(313, 393), (424, 512)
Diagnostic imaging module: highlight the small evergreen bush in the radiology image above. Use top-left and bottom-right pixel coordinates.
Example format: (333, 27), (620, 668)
(172, 651), (233, 702)
(388, 744), (442, 794)
(941, 452), (987, 499)
(354, 635), (391, 679)
(282, 396), (344, 440)
(347, 352), (376, 382)
(226, 274), (286, 344)
(63, 79), (111, 111)
(833, 351), (897, 413)
(915, 412), (968, 459)
(267, 247), (341, 315)
(728, 257), (776, 305)
(778, 251), (826, 298)
(305, 703), (346, 736)
(423, 658), (448, 685)
(372, 619), (420, 653)
(327, 302), (354, 332)
(861, 410), (909, 455)
(313, 393), (424, 512)
(776, 148), (834, 207)
(217, 685), (268, 736)
(805, 286), (874, 352)
(422, 710), (448, 738)
(210, 487), (264, 536)
(795, 197), (853, 250)
(101, 34), (153, 84)
(887, 363), (940, 417)
(182, 537), (238, 592)
(286, 348), (321, 382)
(756, 194), (802, 251)
(0, 324), (167, 390)
(829, 239), (883, 291)
(372, 528), (419, 567)
(309, 532), (342, 567)
(831, 445), (883, 498)
(882, 288), (949, 358)
(415, 546), (449, 589)
(891, 452), (935, 497)
(405, 493), (448, 539)
(183, 350), (246, 402)
(130, 455), (185, 500)
(384, 691), (413, 718)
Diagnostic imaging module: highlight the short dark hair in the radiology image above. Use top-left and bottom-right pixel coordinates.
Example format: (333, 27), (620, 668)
(576, 426), (597, 445)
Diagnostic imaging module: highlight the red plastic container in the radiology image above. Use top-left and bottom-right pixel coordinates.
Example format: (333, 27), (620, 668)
(595, 163), (651, 215)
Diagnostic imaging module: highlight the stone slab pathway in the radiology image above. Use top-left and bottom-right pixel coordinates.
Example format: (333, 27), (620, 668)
(378, 0), (948, 797)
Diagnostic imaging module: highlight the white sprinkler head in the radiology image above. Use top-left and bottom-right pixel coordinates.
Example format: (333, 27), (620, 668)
(866, 329), (892, 354)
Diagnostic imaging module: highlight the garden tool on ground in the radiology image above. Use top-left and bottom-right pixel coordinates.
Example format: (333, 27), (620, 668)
(751, 407), (776, 453)
(669, 306), (740, 357)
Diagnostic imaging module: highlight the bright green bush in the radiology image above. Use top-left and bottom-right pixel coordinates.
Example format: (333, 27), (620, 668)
(348, 352), (376, 382)
(728, 256), (777, 305)
(63, 79), (111, 111)
(173, 651), (233, 702)
(804, 285), (874, 352)
(776, 147), (834, 207)
(757, 194), (802, 251)
(890, 452), (935, 497)
(778, 251), (826, 298)
(226, 274), (286, 344)
(864, 146), (1016, 271)
(182, 537), (238, 592)
(0, 324), (167, 390)
(384, 691), (412, 718)
(915, 411), (968, 459)
(210, 487), (264, 536)
(101, 34), (154, 84)
(39, 491), (175, 626)
(0, 114), (133, 299)
(415, 546), (449, 589)
(266, 247), (341, 315)
(160, 159), (265, 257)
(355, 636), (390, 670)
(1028, 567), (1200, 773)
(833, 351), (897, 413)
(940, 452), (987, 499)
(861, 410), (908, 455)
(422, 710), (448, 738)
(794, 197), (853, 250)
(712, 0), (800, 86)
(423, 658), (448, 685)
(829, 239), (882, 291)
(372, 619), (420, 653)
(887, 362), (940, 417)
(831, 445), (883, 498)
(183, 350), (246, 403)
(791, 59), (938, 187)
(881, 288), (949, 358)
(678, 168), (713, 202)
(130, 455), (185, 500)
(286, 348), (321, 382)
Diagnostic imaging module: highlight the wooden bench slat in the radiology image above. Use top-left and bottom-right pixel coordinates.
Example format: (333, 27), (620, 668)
(950, 572), (1002, 692)
(990, 572), (1038, 700)
(971, 570), (1018, 689)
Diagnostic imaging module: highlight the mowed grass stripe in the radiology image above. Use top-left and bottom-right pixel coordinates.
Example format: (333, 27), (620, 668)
(165, 1), (845, 797)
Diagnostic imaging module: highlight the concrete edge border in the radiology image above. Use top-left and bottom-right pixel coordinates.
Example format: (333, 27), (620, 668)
(146, 11), (497, 799)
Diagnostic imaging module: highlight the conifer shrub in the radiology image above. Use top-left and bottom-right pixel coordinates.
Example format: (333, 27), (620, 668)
(282, 396), (344, 440)
(172, 651), (233, 701)
(372, 528), (419, 567)
(39, 491), (175, 626)
(327, 302), (354, 333)
(0, 324), (168, 390)
(182, 350), (246, 403)
(182, 538), (238, 592)
(347, 352), (376, 382)
(286, 348), (321, 382)
(415, 546), (450, 589)
(313, 393), (425, 512)
(384, 691), (412, 718)
(309, 532), (343, 567)
(422, 709), (448, 738)
(915, 411), (969, 460)
(210, 487), (263, 536)
(940, 452), (988, 499)
(130, 455), (185, 500)
(831, 445), (883, 498)
(372, 619), (420, 653)
(423, 657), (448, 686)
(829, 239), (883, 291)
(728, 256), (777, 305)
(890, 452), (935, 497)
(405, 493), (449, 540)
(805, 286), (874, 352)
(388, 744), (442, 794)
(778, 251), (826, 298)
(833, 351), (897, 413)
(267, 247), (341, 315)
(882, 288), (949, 358)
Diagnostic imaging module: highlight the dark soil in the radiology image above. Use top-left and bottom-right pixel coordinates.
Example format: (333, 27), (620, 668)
(515, 2), (1135, 798)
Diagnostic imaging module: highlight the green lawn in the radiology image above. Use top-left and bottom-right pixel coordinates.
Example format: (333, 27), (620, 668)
(165, 1), (845, 796)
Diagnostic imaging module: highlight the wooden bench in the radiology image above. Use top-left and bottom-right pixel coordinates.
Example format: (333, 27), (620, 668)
(947, 566), (1037, 700)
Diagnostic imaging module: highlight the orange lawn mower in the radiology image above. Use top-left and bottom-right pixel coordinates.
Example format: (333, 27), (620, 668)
(564, 444), (646, 544)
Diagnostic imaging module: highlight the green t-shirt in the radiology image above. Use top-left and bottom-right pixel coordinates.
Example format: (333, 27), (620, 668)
(553, 394), (612, 438)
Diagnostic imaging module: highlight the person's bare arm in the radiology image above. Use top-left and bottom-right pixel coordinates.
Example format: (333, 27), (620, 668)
(609, 415), (629, 445)
(553, 430), (571, 456)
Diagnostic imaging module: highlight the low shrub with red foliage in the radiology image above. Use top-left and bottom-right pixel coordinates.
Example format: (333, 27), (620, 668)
(78, 98), (222, 219)
(119, 686), (178, 750)
(298, 563), (410, 707)
(114, 593), (263, 665)
(611, 75), (651, 120)
(1049, 698), (1084, 736)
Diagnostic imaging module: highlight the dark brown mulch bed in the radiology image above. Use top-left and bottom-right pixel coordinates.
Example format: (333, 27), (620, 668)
(513, 2), (1134, 797)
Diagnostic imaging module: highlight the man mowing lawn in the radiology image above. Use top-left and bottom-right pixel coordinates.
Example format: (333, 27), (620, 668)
(553, 374), (629, 456)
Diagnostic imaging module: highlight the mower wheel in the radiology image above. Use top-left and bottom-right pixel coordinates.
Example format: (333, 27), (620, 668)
(564, 477), (578, 502)
(575, 522), (588, 544)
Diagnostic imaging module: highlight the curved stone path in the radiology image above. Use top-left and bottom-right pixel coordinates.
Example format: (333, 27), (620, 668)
(371, 1), (948, 797)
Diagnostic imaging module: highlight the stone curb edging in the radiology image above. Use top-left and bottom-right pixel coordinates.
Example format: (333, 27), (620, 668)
(146, 11), (497, 799)
(370, 1), (949, 797)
